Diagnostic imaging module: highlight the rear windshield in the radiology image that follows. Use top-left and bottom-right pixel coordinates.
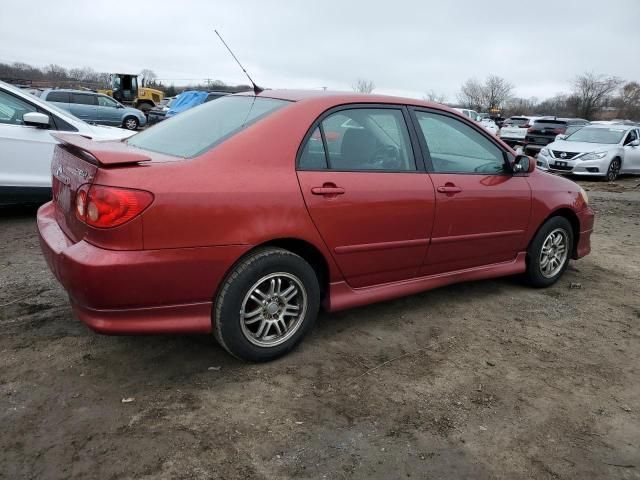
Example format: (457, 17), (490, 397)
(504, 117), (529, 126)
(533, 120), (567, 127)
(566, 127), (626, 144)
(127, 96), (289, 158)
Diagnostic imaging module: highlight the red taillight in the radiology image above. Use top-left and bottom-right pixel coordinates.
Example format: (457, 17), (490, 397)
(521, 123), (530, 129)
(553, 128), (564, 135)
(75, 184), (153, 228)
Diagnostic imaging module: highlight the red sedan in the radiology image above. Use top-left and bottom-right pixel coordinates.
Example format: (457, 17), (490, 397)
(37, 91), (594, 361)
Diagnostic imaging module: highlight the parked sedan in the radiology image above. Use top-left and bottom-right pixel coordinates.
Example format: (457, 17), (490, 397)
(37, 91), (594, 361)
(537, 124), (640, 181)
(41, 89), (147, 130)
(0, 81), (135, 205)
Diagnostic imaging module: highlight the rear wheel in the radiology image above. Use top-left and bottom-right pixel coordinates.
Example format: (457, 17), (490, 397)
(606, 158), (621, 182)
(123, 116), (139, 130)
(525, 216), (573, 287)
(213, 248), (320, 362)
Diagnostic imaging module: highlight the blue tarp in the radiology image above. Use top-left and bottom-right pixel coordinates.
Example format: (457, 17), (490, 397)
(166, 91), (209, 118)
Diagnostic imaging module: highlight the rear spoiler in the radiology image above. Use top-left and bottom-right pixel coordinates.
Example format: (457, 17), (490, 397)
(51, 133), (151, 166)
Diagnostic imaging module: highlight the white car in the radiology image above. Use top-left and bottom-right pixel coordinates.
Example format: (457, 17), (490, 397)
(498, 116), (541, 146)
(480, 117), (499, 135)
(453, 107), (481, 122)
(0, 81), (136, 205)
(537, 124), (640, 181)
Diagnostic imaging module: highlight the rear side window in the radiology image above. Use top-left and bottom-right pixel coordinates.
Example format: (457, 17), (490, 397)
(46, 91), (70, 103)
(127, 96), (289, 158)
(299, 108), (416, 172)
(415, 111), (506, 174)
(71, 93), (97, 105)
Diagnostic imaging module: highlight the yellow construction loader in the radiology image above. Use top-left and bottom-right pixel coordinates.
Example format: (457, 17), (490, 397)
(98, 73), (163, 113)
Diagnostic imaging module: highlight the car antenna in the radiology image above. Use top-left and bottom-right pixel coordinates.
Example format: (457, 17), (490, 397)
(214, 29), (263, 95)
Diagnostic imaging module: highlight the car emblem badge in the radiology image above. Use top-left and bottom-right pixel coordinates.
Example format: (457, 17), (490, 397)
(560, 152), (567, 159)
(55, 165), (63, 176)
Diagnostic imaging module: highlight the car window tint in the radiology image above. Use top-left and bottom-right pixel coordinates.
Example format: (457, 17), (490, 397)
(624, 129), (638, 144)
(298, 127), (327, 169)
(46, 91), (70, 103)
(97, 96), (117, 107)
(0, 90), (37, 125)
(320, 109), (415, 171)
(416, 111), (505, 174)
(71, 93), (96, 106)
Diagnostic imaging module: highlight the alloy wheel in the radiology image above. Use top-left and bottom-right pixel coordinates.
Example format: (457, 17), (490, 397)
(607, 159), (620, 182)
(539, 228), (569, 278)
(239, 272), (307, 347)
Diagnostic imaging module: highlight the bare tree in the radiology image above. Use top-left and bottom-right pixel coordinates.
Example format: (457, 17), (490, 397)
(483, 75), (513, 111)
(352, 79), (375, 94)
(423, 90), (447, 104)
(457, 78), (484, 111)
(140, 68), (157, 87)
(572, 72), (623, 119)
(618, 81), (640, 119)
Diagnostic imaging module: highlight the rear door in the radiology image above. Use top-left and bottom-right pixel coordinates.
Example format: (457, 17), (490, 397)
(411, 108), (531, 275)
(69, 93), (98, 122)
(296, 105), (436, 288)
(96, 95), (122, 126)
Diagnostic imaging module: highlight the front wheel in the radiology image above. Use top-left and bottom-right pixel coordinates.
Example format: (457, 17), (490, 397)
(123, 116), (139, 130)
(213, 248), (320, 362)
(606, 158), (621, 182)
(525, 216), (573, 288)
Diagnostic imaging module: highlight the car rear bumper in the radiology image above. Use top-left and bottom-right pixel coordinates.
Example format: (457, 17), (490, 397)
(37, 201), (251, 334)
(574, 206), (594, 259)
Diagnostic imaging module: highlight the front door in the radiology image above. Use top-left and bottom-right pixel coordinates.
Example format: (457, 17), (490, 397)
(97, 95), (122, 126)
(411, 109), (532, 276)
(296, 106), (435, 288)
(623, 128), (640, 173)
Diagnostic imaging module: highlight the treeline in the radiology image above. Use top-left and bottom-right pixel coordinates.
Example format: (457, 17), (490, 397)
(0, 61), (251, 96)
(456, 73), (640, 120)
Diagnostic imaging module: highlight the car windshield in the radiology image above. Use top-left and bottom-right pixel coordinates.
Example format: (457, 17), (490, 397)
(127, 95), (289, 158)
(565, 127), (626, 144)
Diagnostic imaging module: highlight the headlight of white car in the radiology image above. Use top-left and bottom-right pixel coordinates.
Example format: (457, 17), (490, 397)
(539, 147), (550, 156)
(581, 151), (608, 161)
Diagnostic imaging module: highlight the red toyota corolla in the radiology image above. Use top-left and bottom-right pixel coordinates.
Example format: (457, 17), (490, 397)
(37, 91), (594, 361)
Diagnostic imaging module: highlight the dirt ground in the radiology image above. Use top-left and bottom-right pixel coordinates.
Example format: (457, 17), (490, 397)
(1, 176), (639, 480)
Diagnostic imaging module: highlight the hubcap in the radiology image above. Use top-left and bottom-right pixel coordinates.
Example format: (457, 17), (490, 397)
(126, 119), (137, 129)
(539, 228), (568, 278)
(239, 272), (307, 347)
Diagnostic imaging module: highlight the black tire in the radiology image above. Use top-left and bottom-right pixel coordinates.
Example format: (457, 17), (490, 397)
(213, 248), (320, 362)
(122, 116), (139, 131)
(605, 157), (621, 182)
(525, 216), (573, 288)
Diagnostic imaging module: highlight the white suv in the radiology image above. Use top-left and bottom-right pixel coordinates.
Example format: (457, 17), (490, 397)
(0, 81), (136, 205)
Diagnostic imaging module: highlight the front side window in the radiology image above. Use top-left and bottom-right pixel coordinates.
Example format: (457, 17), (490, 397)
(0, 90), (36, 125)
(299, 108), (416, 171)
(97, 96), (118, 107)
(127, 95), (289, 158)
(415, 111), (506, 174)
(624, 129), (638, 145)
(71, 93), (96, 106)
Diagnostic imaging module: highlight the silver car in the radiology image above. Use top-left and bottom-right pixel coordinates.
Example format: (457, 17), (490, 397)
(537, 124), (640, 181)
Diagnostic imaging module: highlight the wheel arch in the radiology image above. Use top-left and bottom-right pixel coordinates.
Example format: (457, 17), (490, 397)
(536, 207), (581, 258)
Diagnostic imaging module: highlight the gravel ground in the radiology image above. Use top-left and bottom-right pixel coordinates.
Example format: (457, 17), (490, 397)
(1, 176), (639, 480)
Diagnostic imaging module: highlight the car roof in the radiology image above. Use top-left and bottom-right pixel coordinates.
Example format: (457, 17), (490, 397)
(580, 123), (635, 131)
(44, 88), (100, 94)
(236, 89), (460, 112)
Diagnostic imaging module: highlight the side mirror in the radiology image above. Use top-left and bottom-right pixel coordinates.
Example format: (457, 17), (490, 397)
(630, 139), (640, 147)
(23, 111), (50, 128)
(512, 154), (535, 174)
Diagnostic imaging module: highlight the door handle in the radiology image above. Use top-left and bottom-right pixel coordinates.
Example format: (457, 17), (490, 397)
(311, 184), (345, 196)
(436, 184), (462, 194)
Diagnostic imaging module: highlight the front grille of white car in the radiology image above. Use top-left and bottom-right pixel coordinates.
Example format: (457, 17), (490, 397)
(551, 151), (580, 160)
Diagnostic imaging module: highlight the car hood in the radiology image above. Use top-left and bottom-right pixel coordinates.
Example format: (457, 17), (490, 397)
(86, 124), (137, 141)
(547, 140), (617, 153)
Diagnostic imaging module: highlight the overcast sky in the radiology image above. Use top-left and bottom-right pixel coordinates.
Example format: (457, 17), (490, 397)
(1, 0), (638, 101)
